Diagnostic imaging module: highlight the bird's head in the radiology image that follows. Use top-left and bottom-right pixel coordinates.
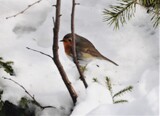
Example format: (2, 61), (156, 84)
(60, 33), (74, 55)
(60, 33), (74, 47)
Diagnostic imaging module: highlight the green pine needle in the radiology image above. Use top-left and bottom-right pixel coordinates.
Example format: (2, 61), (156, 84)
(80, 65), (87, 73)
(93, 78), (99, 82)
(0, 101), (3, 111)
(103, 0), (160, 29)
(114, 99), (128, 104)
(140, 0), (157, 7)
(105, 76), (133, 104)
(0, 90), (3, 110)
(150, 3), (160, 28)
(103, 0), (136, 29)
(0, 58), (15, 76)
(106, 77), (113, 95)
(113, 86), (133, 98)
(106, 77), (115, 103)
(143, 0), (160, 28)
(6, 61), (14, 65)
(19, 97), (31, 109)
(0, 90), (3, 96)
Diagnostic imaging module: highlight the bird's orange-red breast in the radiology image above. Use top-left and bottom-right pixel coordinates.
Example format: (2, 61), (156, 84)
(61, 33), (118, 66)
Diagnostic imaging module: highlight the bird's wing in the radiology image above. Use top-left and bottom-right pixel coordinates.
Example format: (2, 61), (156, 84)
(76, 35), (103, 58)
(76, 34), (118, 66)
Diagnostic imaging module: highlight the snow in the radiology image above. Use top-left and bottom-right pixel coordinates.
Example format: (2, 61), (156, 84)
(87, 87), (159, 116)
(0, 0), (159, 116)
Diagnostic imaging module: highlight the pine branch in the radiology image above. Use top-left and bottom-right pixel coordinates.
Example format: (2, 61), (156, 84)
(0, 58), (15, 76)
(137, 0), (160, 28)
(150, 3), (160, 28)
(151, 11), (160, 27)
(103, 0), (136, 29)
(105, 76), (134, 104)
(105, 77), (114, 103)
(0, 90), (3, 107)
(113, 86), (133, 98)
(103, 0), (160, 29)
(0, 103), (2, 111)
(139, 0), (157, 7)
(114, 99), (128, 104)
(93, 78), (99, 82)
(106, 77), (113, 95)
(6, 0), (42, 19)
(0, 90), (2, 97)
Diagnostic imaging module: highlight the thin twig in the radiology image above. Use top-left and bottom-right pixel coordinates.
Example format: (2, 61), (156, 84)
(26, 47), (53, 59)
(52, 17), (55, 27)
(6, 0), (42, 19)
(75, 3), (80, 5)
(52, 5), (57, 7)
(71, 0), (88, 88)
(52, 0), (78, 104)
(2, 76), (56, 109)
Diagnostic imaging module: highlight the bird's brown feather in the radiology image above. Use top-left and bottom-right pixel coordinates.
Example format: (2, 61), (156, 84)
(76, 34), (118, 66)
(62, 33), (118, 66)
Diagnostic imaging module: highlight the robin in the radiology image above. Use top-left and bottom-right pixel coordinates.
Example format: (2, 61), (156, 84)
(61, 33), (118, 67)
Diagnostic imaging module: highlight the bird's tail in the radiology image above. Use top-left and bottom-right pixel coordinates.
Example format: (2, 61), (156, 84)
(101, 55), (119, 66)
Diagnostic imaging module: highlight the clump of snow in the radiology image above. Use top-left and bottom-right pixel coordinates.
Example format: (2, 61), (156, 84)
(86, 86), (159, 116)
(0, 0), (159, 116)
(71, 83), (112, 116)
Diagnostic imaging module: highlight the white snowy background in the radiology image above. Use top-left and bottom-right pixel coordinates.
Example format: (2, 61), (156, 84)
(0, 0), (159, 116)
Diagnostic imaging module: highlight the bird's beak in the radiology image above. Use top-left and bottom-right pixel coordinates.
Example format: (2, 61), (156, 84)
(60, 40), (64, 42)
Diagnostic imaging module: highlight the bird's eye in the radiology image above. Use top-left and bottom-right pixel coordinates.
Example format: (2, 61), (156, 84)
(68, 39), (72, 42)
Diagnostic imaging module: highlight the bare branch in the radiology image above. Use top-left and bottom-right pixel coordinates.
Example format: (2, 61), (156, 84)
(75, 3), (80, 5)
(6, 0), (42, 19)
(52, 0), (78, 104)
(52, 17), (55, 27)
(71, 0), (88, 88)
(52, 5), (57, 7)
(26, 47), (53, 59)
(2, 76), (56, 109)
